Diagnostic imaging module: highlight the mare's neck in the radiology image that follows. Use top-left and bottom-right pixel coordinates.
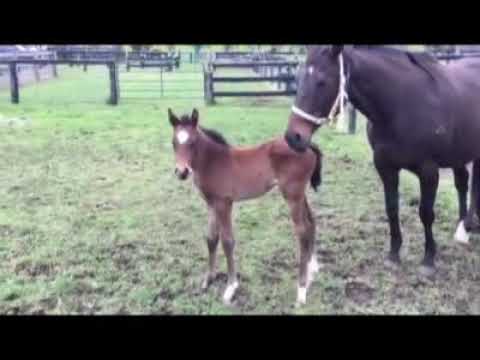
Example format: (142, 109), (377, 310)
(344, 48), (404, 125)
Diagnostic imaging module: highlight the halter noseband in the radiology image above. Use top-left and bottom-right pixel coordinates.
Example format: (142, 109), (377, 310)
(291, 53), (348, 126)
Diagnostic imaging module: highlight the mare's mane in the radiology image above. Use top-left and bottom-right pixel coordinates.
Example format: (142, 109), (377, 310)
(355, 46), (441, 82)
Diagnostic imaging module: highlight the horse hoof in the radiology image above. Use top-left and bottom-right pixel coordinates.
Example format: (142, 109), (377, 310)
(384, 257), (401, 270)
(222, 281), (239, 305)
(201, 273), (216, 291)
(454, 221), (470, 245)
(295, 286), (307, 307)
(418, 265), (436, 279)
(294, 301), (304, 309)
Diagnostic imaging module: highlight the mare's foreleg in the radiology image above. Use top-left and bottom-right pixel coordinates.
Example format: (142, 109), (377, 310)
(415, 162), (439, 277)
(374, 157), (402, 267)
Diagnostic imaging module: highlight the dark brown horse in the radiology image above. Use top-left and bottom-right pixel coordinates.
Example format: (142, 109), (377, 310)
(168, 108), (322, 306)
(284, 45), (480, 277)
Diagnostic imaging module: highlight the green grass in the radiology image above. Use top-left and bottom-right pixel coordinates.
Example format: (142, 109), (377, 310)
(1, 64), (480, 314)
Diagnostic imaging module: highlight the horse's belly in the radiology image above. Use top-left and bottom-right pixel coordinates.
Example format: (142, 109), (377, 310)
(233, 178), (277, 201)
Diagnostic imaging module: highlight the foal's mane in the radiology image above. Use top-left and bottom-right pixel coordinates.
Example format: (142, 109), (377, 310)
(178, 114), (229, 147)
(200, 127), (230, 147)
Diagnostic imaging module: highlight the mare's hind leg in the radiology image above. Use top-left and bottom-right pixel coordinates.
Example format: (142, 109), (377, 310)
(416, 162), (439, 277)
(201, 207), (220, 290)
(213, 200), (238, 305)
(374, 158), (402, 267)
(453, 165), (471, 244)
(281, 185), (315, 307)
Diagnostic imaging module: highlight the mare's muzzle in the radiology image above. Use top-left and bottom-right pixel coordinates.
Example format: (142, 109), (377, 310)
(284, 131), (309, 153)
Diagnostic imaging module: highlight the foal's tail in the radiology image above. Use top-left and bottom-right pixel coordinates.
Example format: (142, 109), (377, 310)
(309, 143), (322, 192)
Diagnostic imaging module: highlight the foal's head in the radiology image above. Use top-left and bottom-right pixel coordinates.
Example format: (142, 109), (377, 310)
(168, 108), (201, 181)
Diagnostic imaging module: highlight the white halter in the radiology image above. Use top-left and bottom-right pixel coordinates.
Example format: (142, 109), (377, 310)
(291, 53), (347, 126)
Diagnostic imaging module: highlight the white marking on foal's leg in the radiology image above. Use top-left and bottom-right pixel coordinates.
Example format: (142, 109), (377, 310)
(176, 130), (189, 144)
(296, 286), (307, 307)
(306, 255), (321, 287)
(223, 280), (239, 304)
(454, 221), (470, 244)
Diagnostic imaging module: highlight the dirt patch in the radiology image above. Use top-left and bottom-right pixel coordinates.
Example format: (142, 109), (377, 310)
(14, 259), (58, 278)
(345, 278), (375, 305)
(0, 224), (15, 237)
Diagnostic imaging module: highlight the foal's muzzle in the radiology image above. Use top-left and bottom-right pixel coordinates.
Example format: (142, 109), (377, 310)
(175, 167), (191, 181)
(284, 131), (309, 153)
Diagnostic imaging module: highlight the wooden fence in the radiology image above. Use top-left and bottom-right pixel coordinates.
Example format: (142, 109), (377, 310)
(204, 60), (299, 104)
(0, 59), (119, 105)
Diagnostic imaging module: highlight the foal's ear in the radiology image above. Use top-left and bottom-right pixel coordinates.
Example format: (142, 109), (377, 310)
(330, 45), (344, 58)
(191, 108), (199, 128)
(168, 108), (179, 127)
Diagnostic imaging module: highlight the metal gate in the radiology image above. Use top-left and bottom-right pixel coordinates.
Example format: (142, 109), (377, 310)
(119, 63), (204, 101)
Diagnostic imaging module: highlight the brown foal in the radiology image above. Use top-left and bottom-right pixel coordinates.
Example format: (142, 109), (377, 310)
(168, 108), (323, 306)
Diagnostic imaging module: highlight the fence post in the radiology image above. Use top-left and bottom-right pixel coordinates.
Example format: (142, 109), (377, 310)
(348, 103), (357, 134)
(204, 67), (215, 105)
(286, 66), (294, 93)
(277, 65), (282, 90)
(33, 64), (40, 82)
(108, 62), (119, 105)
(9, 62), (19, 104)
(160, 66), (164, 97)
(52, 55), (58, 78)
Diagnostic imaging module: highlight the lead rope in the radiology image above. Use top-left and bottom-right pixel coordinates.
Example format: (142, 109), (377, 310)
(331, 54), (347, 131)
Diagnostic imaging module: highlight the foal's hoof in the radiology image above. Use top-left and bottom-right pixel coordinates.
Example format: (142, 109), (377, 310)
(222, 281), (239, 305)
(418, 265), (436, 279)
(295, 286), (307, 308)
(201, 273), (216, 291)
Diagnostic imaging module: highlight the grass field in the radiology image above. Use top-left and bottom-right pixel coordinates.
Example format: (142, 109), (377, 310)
(1, 64), (480, 315)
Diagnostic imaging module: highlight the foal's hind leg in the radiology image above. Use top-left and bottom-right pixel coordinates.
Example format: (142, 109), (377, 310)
(202, 207), (220, 290)
(453, 166), (471, 244)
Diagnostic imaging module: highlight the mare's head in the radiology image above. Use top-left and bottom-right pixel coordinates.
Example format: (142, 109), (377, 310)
(168, 108), (201, 181)
(285, 45), (345, 152)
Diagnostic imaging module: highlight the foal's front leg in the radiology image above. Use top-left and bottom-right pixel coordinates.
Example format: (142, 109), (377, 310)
(214, 200), (238, 305)
(282, 191), (315, 307)
(201, 207), (219, 290)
